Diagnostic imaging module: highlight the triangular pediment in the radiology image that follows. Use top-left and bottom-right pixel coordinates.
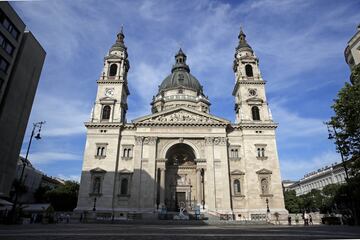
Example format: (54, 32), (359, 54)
(256, 168), (272, 174)
(132, 106), (230, 125)
(230, 170), (245, 175)
(119, 169), (132, 174)
(90, 167), (107, 174)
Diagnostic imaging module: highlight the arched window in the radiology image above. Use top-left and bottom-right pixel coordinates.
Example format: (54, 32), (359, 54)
(109, 64), (117, 76)
(102, 105), (111, 120)
(120, 178), (128, 195)
(261, 148), (265, 157)
(234, 179), (241, 194)
(101, 147), (105, 156)
(257, 148), (261, 157)
(245, 64), (253, 77)
(261, 178), (269, 195)
(251, 106), (260, 120)
(93, 177), (101, 194)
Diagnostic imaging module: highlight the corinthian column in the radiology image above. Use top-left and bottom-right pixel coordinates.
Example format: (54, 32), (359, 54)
(160, 168), (166, 207)
(196, 168), (202, 205)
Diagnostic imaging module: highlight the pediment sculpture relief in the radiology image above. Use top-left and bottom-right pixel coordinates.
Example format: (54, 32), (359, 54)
(146, 110), (219, 124)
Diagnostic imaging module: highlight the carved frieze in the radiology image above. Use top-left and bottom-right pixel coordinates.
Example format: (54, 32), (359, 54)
(205, 137), (227, 145)
(145, 110), (220, 124)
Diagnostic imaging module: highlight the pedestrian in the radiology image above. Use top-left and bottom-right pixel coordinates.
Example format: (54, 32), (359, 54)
(309, 215), (313, 225)
(66, 214), (70, 223)
(295, 214), (299, 225)
(288, 215), (292, 225)
(304, 212), (309, 226)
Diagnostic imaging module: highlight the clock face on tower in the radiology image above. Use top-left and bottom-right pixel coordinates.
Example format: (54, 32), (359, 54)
(105, 88), (114, 97)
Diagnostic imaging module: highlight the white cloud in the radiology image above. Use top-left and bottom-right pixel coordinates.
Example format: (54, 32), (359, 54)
(271, 102), (327, 139)
(26, 151), (81, 165)
(281, 150), (339, 180)
(28, 94), (89, 137)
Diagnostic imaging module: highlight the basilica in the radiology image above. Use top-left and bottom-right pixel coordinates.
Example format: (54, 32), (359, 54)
(76, 28), (287, 220)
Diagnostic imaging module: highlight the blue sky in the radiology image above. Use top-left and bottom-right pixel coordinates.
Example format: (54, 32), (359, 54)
(12, 0), (360, 182)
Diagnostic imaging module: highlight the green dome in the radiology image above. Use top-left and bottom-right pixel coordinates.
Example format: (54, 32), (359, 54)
(159, 49), (203, 93)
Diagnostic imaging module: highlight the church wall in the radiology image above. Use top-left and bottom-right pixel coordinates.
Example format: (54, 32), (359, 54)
(77, 127), (121, 211)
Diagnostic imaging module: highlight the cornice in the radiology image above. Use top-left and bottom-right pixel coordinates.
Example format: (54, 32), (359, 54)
(135, 122), (227, 127)
(231, 122), (278, 129)
(232, 80), (266, 96)
(96, 80), (130, 95)
(85, 122), (124, 128)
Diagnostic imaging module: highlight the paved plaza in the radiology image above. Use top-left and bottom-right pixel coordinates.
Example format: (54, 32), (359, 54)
(0, 223), (360, 240)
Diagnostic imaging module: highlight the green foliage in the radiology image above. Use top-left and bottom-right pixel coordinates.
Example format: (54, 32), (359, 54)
(322, 184), (339, 209)
(45, 181), (79, 211)
(327, 64), (360, 224)
(329, 71), (360, 175)
(34, 185), (51, 203)
(284, 190), (301, 213)
(299, 189), (323, 212)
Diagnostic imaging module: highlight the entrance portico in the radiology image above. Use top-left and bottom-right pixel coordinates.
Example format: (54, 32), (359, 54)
(157, 142), (205, 211)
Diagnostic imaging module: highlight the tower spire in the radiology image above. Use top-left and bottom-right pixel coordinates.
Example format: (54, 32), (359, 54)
(236, 26), (253, 52)
(110, 25), (127, 53)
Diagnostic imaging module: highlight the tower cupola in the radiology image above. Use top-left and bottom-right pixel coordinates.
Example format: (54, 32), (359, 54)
(109, 27), (127, 55)
(236, 27), (253, 53)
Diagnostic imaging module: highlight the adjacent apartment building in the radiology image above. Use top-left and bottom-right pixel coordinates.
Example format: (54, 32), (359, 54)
(0, 2), (46, 198)
(284, 162), (347, 196)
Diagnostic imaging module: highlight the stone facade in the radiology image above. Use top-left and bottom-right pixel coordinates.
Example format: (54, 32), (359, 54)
(76, 28), (287, 220)
(344, 24), (360, 70)
(286, 161), (347, 196)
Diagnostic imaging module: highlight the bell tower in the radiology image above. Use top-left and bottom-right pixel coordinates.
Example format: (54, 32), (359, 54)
(232, 28), (272, 124)
(91, 27), (130, 124)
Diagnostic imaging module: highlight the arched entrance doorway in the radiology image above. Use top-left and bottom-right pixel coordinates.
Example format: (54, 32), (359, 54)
(164, 143), (198, 211)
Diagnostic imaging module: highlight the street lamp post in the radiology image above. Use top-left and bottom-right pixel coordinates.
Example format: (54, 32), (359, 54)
(10, 121), (45, 223)
(93, 197), (97, 211)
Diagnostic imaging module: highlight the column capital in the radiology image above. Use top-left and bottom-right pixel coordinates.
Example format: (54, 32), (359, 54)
(143, 136), (158, 145)
(205, 137), (214, 145)
(135, 136), (143, 145)
(214, 137), (227, 145)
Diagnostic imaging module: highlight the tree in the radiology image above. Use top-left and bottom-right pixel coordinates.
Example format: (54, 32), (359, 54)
(321, 184), (341, 213)
(284, 190), (301, 213)
(34, 185), (51, 203)
(329, 67), (360, 176)
(299, 189), (323, 212)
(328, 64), (360, 224)
(45, 181), (79, 211)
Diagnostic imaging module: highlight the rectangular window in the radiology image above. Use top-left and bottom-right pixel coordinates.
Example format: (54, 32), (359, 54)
(255, 144), (268, 160)
(0, 33), (14, 55)
(121, 145), (133, 160)
(0, 56), (9, 73)
(0, 9), (20, 40)
(228, 145), (241, 160)
(95, 143), (108, 159)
